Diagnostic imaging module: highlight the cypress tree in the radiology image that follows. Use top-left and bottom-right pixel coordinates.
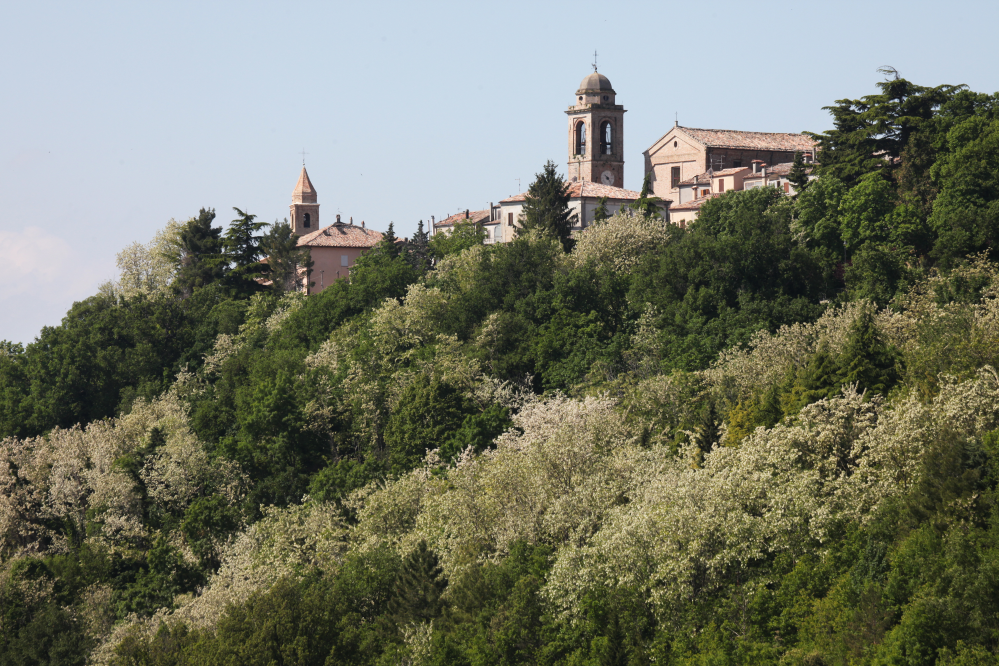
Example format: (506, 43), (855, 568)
(629, 172), (665, 219)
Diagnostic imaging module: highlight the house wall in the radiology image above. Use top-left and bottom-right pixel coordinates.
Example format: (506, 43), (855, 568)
(307, 245), (371, 294)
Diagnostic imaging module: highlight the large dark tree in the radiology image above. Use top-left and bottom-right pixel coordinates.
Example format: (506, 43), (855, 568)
(518, 160), (576, 251)
(629, 172), (665, 219)
(260, 219), (312, 293)
(223, 207), (268, 296)
(807, 71), (962, 187)
(171, 208), (225, 298)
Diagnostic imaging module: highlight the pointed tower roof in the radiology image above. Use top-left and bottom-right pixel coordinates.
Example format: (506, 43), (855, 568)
(292, 166), (318, 204)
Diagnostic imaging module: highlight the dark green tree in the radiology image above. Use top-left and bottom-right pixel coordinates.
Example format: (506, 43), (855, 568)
(171, 208), (225, 298)
(259, 219), (312, 293)
(592, 196), (610, 223)
(385, 540), (448, 629)
(408, 219), (431, 269)
(518, 160), (576, 251)
(427, 219), (486, 261)
(807, 72), (963, 187)
(629, 172), (665, 219)
(223, 207), (268, 296)
(788, 150), (811, 193)
(378, 222), (401, 259)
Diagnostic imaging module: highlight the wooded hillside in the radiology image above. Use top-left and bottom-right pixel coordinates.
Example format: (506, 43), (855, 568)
(3, 76), (999, 666)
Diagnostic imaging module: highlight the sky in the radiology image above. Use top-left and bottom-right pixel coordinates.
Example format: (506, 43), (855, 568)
(1, 0), (998, 344)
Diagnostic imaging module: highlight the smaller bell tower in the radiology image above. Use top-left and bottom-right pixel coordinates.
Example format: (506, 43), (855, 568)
(290, 166), (319, 235)
(566, 68), (625, 188)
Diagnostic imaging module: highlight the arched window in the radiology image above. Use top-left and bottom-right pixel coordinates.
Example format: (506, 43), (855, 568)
(600, 121), (613, 155)
(575, 121), (586, 156)
(304, 212), (311, 228)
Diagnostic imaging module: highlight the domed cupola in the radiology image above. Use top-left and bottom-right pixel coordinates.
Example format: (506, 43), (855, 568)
(575, 70), (615, 105)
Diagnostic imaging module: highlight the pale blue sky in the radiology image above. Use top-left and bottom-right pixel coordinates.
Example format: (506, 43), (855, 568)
(2, 0), (997, 344)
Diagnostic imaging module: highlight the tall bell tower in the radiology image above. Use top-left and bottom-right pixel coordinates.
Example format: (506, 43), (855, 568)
(566, 68), (625, 187)
(290, 166), (319, 236)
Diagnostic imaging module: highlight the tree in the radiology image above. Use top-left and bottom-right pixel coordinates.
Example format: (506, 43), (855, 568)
(385, 541), (448, 629)
(260, 219), (312, 293)
(518, 160), (576, 251)
(629, 172), (665, 219)
(377, 222), (401, 259)
(223, 207), (268, 296)
(427, 220), (486, 261)
(408, 219), (431, 269)
(788, 150), (811, 193)
(593, 196), (610, 223)
(808, 73), (963, 187)
(171, 208), (225, 298)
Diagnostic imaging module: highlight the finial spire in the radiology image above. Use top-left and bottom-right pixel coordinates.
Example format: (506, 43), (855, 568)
(592, 50), (598, 72)
(301, 148), (308, 165)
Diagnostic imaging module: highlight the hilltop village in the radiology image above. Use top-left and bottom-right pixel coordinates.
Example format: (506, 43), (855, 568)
(289, 68), (817, 293)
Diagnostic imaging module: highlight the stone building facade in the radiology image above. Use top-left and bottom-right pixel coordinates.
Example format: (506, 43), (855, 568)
(281, 168), (384, 294)
(566, 71), (626, 188)
(643, 125), (816, 202)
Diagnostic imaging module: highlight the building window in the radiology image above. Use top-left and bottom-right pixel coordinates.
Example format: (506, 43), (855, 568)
(508, 212), (513, 226)
(718, 179), (725, 193)
(341, 255), (349, 267)
(673, 141), (678, 148)
(733, 159), (742, 168)
(600, 121), (612, 155)
(575, 121), (586, 156)
(671, 166), (681, 189)
(784, 182), (790, 194)
(303, 212), (311, 228)
(701, 189), (709, 197)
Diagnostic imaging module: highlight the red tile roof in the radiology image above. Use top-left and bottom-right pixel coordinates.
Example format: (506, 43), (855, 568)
(711, 167), (750, 177)
(435, 209), (491, 227)
(679, 172), (712, 186)
(292, 167), (318, 204)
(500, 181), (642, 203)
(670, 193), (720, 212)
(297, 222), (383, 248)
(742, 162), (803, 179)
(678, 127), (817, 152)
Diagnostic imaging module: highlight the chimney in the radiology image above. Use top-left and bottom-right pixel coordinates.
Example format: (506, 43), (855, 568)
(362, 220), (365, 228)
(350, 217), (353, 225)
(465, 209), (469, 219)
(489, 202), (494, 221)
(336, 214), (341, 223)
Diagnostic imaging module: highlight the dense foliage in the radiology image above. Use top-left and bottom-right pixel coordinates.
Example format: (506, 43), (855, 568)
(3, 76), (999, 666)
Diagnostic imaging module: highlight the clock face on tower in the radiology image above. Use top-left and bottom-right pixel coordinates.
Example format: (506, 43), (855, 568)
(600, 170), (614, 186)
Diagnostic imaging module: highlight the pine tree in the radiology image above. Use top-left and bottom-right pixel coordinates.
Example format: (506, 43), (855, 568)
(518, 160), (577, 251)
(378, 222), (401, 259)
(788, 151), (811, 194)
(835, 308), (899, 395)
(385, 540), (448, 628)
(224, 207), (268, 296)
(171, 207), (225, 298)
(408, 219), (431, 270)
(592, 196), (610, 223)
(629, 173), (665, 219)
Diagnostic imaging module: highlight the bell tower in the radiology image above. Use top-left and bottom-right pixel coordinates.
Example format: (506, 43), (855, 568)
(566, 68), (625, 187)
(290, 166), (319, 236)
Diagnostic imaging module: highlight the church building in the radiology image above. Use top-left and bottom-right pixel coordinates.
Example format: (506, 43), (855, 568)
(433, 69), (669, 242)
(287, 166), (385, 293)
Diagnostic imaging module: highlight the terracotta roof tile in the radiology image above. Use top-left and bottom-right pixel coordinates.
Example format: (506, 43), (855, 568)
(292, 167), (318, 204)
(678, 127), (817, 152)
(679, 172), (712, 186)
(670, 193), (721, 211)
(500, 181), (642, 203)
(435, 209), (491, 227)
(711, 167), (750, 177)
(297, 222), (383, 248)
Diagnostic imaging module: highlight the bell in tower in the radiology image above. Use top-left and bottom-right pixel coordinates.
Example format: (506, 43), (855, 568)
(290, 166), (319, 236)
(566, 68), (625, 188)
